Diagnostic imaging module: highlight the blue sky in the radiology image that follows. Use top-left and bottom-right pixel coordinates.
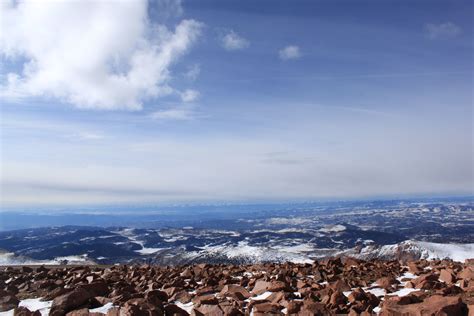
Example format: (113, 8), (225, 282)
(0, 0), (472, 207)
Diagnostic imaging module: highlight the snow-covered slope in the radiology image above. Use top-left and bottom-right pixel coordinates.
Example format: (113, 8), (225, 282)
(0, 251), (96, 265)
(343, 240), (474, 262)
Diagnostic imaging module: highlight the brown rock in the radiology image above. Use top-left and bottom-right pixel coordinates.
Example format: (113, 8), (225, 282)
(252, 280), (271, 295)
(286, 301), (302, 314)
(376, 277), (399, 289)
(0, 295), (20, 312)
(65, 308), (90, 316)
(145, 290), (168, 306)
(78, 281), (109, 298)
(164, 304), (189, 316)
(408, 262), (423, 275)
(172, 291), (192, 304)
(347, 288), (367, 303)
(219, 284), (251, 300)
(194, 304), (223, 315)
(329, 290), (348, 306)
(93, 297), (112, 306)
(122, 298), (164, 316)
(192, 294), (218, 306)
(50, 288), (93, 316)
(13, 307), (41, 316)
(380, 294), (467, 316)
(267, 281), (289, 292)
(252, 302), (281, 314)
(329, 279), (351, 292)
(299, 301), (332, 316)
(106, 307), (120, 316)
(459, 267), (474, 281)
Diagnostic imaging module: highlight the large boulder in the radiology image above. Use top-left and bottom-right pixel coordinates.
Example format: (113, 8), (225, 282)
(50, 288), (93, 316)
(219, 284), (251, 300)
(380, 294), (467, 316)
(0, 294), (20, 312)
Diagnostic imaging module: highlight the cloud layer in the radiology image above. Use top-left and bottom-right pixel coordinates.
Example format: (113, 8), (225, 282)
(0, 0), (202, 110)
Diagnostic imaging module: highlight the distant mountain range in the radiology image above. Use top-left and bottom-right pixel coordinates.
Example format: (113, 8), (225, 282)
(0, 199), (472, 265)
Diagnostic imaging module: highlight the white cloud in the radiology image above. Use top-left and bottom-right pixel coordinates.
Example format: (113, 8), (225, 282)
(0, 0), (203, 110)
(279, 45), (301, 60)
(221, 31), (249, 51)
(180, 89), (200, 102)
(424, 22), (461, 40)
(184, 64), (201, 81)
(150, 105), (196, 121)
(72, 132), (105, 141)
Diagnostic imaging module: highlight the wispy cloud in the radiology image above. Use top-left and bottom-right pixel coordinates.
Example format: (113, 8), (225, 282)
(70, 132), (105, 141)
(0, 1), (203, 110)
(424, 22), (461, 39)
(221, 30), (250, 51)
(150, 105), (198, 121)
(180, 89), (200, 102)
(279, 45), (301, 60)
(184, 64), (201, 81)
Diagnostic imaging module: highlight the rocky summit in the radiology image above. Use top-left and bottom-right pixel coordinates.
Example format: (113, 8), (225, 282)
(1, 258), (473, 316)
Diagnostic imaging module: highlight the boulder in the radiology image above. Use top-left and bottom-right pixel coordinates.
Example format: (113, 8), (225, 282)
(164, 304), (189, 316)
(0, 295), (20, 312)
(194, 304), (224, 315)
(376, 277), (399, 289)
(13, 307), (41, 316)
(380, 294), (467, 316)
(219, 284), (251, 300)
(329, 291), (348, 306)
(252, 280), (271, 295)
(439, 269), (456, 284)
(50, 288), (93, 316)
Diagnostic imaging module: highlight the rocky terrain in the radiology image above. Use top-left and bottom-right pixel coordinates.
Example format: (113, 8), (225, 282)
(1, 258), (473, 316)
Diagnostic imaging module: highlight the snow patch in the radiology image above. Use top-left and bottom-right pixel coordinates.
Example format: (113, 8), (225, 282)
(89, 303), (116, 314)
(319, 224), (346, 233)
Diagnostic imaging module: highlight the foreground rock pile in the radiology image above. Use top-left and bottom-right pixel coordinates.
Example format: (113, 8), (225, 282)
(0, 258), (473, 315)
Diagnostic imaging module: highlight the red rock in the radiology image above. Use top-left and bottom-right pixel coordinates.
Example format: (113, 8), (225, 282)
(380, 294), (467, 316)
(267, 281), (289, 292)
(192, 294), (218, 305)
(329, 279), (351, 292)
(299, 301), (332, 316)
(459, 267), (474, 281)
(219, 284), (251, 300)
(194, 304), (223, 315)
(439, 269), (456, 284)
(408, 262), (423, 275)
(376, 277), (399, 289)
(252, 280), (271, 295)
(252, 302), (281, 314)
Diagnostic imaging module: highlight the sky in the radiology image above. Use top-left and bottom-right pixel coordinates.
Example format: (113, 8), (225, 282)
(0, 0), (473, 208)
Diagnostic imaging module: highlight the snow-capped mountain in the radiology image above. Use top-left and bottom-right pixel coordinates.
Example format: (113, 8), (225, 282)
(0, 199), (472, 265)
